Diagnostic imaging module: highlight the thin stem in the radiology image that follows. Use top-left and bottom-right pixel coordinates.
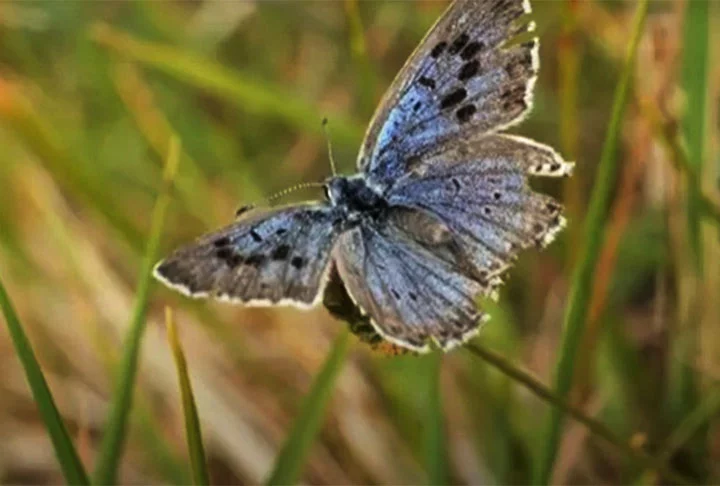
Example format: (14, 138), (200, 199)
(465, 343), (692, 486)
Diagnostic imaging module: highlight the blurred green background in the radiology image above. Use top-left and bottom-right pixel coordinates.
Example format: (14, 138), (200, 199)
(0, 0), (719, 484)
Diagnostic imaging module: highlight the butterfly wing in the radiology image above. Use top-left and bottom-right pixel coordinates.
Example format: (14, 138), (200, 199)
(358, 0), (537, 187)
(333, 214), (500, 352)
(387, 134), (573, 279)
(154, 204), (345, 308)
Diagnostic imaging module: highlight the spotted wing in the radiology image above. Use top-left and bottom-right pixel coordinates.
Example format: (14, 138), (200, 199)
(358, 0), (538, 187)
(154, 204), (345, 308)
(332, 215), (498, 353)
(386, 134), (573, 280)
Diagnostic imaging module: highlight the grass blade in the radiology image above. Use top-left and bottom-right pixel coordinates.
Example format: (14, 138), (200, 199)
(637, 100), (720, 230)
(558, 0), (582, 263)
(663, 1), (711, 478)
(660, 387), (720, 464)
(344, 0), (380, 115)
(165, 307), (210, 486)
(265, 330), (351, 486)
(0, 280), (90, 485)
(679, 0), (709, 272)
(532, 1), (649, 483)
(93, 138), (181, 484)
(423, 353), (449, 485)
(90, 24), (364, 148)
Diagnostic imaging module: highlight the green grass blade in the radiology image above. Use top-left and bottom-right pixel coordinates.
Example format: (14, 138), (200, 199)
(660, 387), (720, 464)
(558, 0), (582, 264)
(639, 101), (720, 230)
(532, 1), (649, 483)
(93, 138), (181, 485)
(650, 1), (712, 480)
(265, 330), (351, 486)
(0, 280), (90, 485)
(663, 1), (711, 476)
(344, 0), (380, 116)
(165, 307), (210, 486)
(90, 24), (364, 148)
(680, 0), (709, 272)
(423, 353), (448, 485)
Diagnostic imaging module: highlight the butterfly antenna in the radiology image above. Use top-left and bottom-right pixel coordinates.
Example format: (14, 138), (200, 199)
(235, 182), (325, 217)
(322, 117), (338, 176)
(235, 119), (335, 218)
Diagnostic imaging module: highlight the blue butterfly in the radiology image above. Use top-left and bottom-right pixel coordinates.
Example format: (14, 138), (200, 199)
(154, 0), (573, 353)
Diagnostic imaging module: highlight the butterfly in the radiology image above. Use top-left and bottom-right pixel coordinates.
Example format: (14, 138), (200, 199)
(154, 0), (573, 353)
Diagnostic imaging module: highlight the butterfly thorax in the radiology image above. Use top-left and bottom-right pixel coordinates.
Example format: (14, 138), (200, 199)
(325, 175), (388, 219)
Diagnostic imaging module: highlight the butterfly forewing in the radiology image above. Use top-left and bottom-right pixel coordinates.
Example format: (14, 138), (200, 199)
(357, 0), (538, 188)
(154, 204), (345, 307)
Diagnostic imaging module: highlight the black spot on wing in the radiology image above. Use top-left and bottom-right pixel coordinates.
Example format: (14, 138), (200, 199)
(291, 256), (305, 269)
(272, 245), (290, 261)
(213, 237), (230, 248)
(215, 248), (242, 268)
(458, 59), (480, 81)
(448, 32), (469, 55)
(405, 155), (422, 171)
(441, 88), (467, 109)
(244, 254), (266, 267)
(460, 41), (484, 60)
(418, 76), (436, 89)
(250, 229), (262, 242)
(455, 104), (476, 123)
(215, 248), (232, 260)
(430, 41), (447, 58)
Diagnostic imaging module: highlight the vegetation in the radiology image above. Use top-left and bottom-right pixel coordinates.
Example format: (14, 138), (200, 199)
(0, 1), (718, 484)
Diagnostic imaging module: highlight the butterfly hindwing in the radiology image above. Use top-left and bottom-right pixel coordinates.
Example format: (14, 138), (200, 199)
(386, 134), (572, 279)
(154, 204), (345, 307)
(333, 218), (495, 352)
(358, 0), (538, 187)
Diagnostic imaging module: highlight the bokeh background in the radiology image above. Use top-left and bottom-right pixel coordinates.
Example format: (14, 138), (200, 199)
(1, 0), (719, 484)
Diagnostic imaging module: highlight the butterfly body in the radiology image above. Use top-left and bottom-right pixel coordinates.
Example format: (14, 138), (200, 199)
(325, 175), (388, 222)
(154, 0), (573, 353)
